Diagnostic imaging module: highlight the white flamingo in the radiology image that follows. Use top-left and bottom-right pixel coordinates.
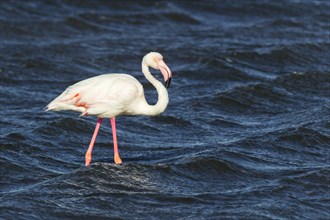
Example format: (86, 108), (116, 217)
(46, 52), (172, 166)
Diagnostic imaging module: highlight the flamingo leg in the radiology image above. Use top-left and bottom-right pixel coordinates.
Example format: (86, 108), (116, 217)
(111, 117), (122, 164)
(85, 118), (103, 166)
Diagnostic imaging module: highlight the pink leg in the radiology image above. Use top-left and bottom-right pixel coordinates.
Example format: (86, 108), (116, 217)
(111, 117), (122, 164)
(85, 118), (103, 166)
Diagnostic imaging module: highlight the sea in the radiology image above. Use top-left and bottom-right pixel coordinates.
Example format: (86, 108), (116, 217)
(1, 0), (329, 219)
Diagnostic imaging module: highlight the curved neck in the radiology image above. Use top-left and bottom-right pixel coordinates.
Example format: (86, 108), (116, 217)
(139, 62), (169, 116)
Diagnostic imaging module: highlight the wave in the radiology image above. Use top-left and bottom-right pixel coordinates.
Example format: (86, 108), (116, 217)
(201, 71), (329, 115)
(229, 42), (330, 74)
(1, 155), (250, 194)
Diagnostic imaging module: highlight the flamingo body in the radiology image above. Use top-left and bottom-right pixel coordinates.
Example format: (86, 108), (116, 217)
(46, 52), (172, 165)
(47, 74), (145, 118)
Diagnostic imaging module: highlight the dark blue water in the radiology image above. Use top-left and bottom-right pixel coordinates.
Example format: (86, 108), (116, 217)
(1, 0), (330, 219)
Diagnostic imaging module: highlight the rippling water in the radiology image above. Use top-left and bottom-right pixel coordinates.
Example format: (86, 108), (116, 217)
(1, 0), (330, 219)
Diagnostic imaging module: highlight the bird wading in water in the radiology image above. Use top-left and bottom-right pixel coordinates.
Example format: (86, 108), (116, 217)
(46, 52), (172, 166)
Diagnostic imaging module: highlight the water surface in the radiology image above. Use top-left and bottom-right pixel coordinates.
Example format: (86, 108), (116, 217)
(1, 0), (330, 219)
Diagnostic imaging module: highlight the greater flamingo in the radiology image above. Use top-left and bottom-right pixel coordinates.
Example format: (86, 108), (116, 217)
(46, 52), (172, 166)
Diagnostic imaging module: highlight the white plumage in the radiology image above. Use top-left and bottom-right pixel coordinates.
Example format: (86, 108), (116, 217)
(47, 74), (144, 117)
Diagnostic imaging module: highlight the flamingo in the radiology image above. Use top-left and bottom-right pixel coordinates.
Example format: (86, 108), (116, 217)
(46, 52), (172, 166)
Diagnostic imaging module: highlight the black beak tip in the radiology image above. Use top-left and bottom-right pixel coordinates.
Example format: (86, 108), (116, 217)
(165, 77), (172, 88)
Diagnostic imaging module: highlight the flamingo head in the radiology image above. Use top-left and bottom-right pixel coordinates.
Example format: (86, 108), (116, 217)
(143, 52), (172, 88)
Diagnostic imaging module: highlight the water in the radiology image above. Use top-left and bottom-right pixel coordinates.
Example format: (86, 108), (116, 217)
(1, 0), (330, 219)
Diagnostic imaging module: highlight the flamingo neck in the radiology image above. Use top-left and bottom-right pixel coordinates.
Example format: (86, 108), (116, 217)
(139, 62), (169, 116)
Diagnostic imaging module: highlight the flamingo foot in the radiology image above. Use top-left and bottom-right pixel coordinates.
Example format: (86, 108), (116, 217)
(114, 154), (122, 164)
(85, 153), (92, 166)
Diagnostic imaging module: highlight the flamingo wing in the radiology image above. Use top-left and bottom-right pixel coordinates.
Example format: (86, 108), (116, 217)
(46, 74), (144, 117)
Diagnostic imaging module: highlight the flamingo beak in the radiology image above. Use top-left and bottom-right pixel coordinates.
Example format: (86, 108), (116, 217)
(157, 59), (172, 88)
(165, 77), (171, 88)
